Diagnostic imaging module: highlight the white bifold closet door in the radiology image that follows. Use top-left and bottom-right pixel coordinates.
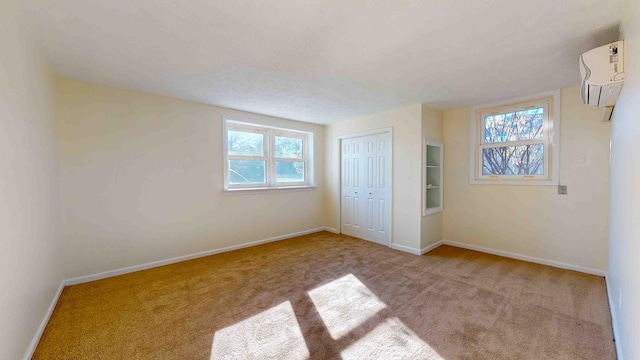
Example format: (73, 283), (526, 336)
(341, 132), (391, 246)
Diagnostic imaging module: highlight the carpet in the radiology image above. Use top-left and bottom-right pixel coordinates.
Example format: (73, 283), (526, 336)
(33, 232), (616, 359)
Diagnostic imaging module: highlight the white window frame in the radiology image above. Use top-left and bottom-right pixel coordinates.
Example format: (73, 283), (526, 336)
(223, 118), (313, 191)
(469, 90), (560, 186)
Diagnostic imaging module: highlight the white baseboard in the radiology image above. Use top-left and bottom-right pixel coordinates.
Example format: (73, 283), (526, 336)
(402, 239), (619, 357)
(391, 243), (422, 255)
(24, 281), (65, 360)
(26, 228), (328, 358)
(421, 241), (444, 255)
(441, 239), (606, 276)
(27, 231), (611, 359)
(391, 241), (444, 256)
(322, 227), (339, 234)
(605, 274), (624, 360)
(65, 228), (326, 286)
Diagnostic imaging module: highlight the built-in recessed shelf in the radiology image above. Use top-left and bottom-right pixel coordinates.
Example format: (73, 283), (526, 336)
(424, 140), (443, 216)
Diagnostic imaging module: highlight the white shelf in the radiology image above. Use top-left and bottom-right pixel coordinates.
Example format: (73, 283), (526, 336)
(423, 140), (443, 216)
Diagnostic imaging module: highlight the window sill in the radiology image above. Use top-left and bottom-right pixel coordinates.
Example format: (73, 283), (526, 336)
(469, 179), (558, 186)
(423, 208), (443, 216)
(223, 185), (317, 194)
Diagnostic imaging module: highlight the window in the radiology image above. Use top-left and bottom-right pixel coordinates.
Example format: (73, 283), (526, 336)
(469, 91), (560, 185)
(224, 119), (313, 190)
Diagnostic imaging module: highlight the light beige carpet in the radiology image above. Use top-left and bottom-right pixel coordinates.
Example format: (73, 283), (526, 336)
(33, 232), (616, 359)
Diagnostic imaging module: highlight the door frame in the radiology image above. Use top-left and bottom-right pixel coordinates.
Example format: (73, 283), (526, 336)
(338, 127), (393, 247)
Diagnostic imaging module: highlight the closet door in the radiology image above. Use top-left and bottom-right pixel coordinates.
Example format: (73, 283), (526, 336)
(374, 132), (391, 245)
(341, 132), (392, 246)
(340, 137), (362, 238)
(361, 135), (378, 243)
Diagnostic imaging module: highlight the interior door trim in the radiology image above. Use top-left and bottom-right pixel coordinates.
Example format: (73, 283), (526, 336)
(338, 127), (393, 247)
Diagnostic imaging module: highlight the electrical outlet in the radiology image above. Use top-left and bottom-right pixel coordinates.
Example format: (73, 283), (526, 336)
(618, 288), (622, 309)
(558, 185), (568, 195)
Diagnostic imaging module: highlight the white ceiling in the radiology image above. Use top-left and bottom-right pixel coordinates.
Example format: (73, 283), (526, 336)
(21, 0), (622, 124)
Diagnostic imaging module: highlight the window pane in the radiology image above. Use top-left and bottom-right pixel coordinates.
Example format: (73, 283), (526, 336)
(484, 107), (544, 143)
(482, 144), (544, 175)
(228, 130), (264, 156)
(229, 160), (266, 184)
(276, 161), (305, 182)
(275, 136), (303, 159)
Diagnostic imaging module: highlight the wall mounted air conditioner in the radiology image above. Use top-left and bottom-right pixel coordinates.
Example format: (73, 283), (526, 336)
(579, 41), (624, 119)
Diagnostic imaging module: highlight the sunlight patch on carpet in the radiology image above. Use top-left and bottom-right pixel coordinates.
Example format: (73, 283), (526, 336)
(308, 274), (387, 340)
(341, 317), (445, 360)
(210, 301), (309, 360)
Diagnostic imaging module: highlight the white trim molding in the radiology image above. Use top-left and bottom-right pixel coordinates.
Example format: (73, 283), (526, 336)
(469, 89), (561, 186)
(338, 128), (394, 247)
(421, 240), (444, 255)
(24, 282), (65, 360)
(322, 227), (339, 234)
(391, 243), (422, 256)
(391, 241), (445, 256)
(65, 228), (326, 285)
(26, 227), (331, 358)
(334, 127), (395, 235)
(388, 239), (605, 277)
(605, 274), (624, 360)
(337, 126), (393, 140)
(222, 117), (315, 191)
(441, 239), (606, 276)
(26, 231), (610, 359)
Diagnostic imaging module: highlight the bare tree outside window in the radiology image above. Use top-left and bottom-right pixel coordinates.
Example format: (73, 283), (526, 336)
(481, 108), (545, 175)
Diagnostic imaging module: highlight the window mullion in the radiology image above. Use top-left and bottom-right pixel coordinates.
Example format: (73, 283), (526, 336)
(265, 129), (271, 187)
(224, 118), (314, 189)
(543, 104), (551, 143)
(471, 93), (558, 184)
(227, 155), (268, 161)
(480, 139), (547, 149)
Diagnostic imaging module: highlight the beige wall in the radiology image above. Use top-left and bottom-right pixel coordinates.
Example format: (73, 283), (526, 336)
(443, 86), (611, 272)
(421, 104), (444, 249)
(325, 104), (423, 250)
(57, 79), (325, 279)
(608, 1), (640, 358)
(0, 1), (62, 358)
